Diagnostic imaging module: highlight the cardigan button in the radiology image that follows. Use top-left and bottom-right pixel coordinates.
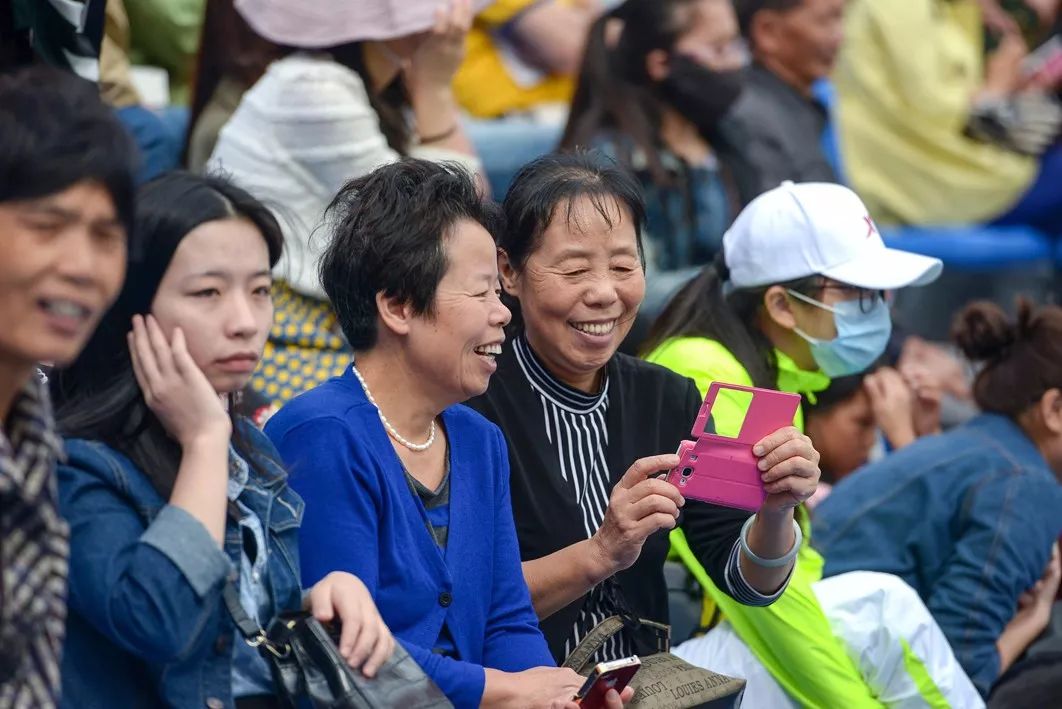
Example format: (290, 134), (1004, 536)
(438, 591), (453, 608)
(205, 698), (225, 709)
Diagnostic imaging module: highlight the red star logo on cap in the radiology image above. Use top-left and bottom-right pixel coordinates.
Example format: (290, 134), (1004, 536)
(864, 215), (878, 239)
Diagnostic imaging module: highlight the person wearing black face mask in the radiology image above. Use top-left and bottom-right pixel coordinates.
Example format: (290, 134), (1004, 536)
(561, 0), (749, 290)
(658, 54), (747, 141)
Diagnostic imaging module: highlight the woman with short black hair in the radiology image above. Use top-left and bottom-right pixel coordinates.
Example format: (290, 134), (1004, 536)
(466, 151), (821, 664)
(266, 159), (611, 708)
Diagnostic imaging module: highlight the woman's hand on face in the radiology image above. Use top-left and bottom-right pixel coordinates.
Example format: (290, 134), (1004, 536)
(128, 314), (230, 448)
(864, 367), (917, 448)
(589, 454), (683, 575)
(898, 363), (944, 438)
(306, 572), (395, 677)
(405, 0), (474, 94)
(754, 427), (821, 514)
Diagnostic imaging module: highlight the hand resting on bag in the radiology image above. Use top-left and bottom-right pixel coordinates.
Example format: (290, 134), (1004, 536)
(305, 571), (396, 677)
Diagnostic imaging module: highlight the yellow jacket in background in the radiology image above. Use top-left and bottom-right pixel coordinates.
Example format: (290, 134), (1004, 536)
(835, 0), (1035, 225)
(454, 0), (575, 118)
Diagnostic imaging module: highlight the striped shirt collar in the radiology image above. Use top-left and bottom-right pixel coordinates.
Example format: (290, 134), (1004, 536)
(513, 334), (609, 415)
(0, 374), (63, 498)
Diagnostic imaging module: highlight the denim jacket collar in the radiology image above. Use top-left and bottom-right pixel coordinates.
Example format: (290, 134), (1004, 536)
(966, 413), (1050, 473)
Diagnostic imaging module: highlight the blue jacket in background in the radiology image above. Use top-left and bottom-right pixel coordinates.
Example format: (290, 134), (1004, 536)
(266, 369), (554, 708)
(57, 422), (304, 708)
(813, 414), (1062, 697)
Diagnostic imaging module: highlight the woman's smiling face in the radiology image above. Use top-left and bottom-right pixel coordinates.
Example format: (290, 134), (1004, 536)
(501, 194), (645, 392)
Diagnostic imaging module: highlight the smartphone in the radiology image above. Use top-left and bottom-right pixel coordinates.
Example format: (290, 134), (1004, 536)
(665, 382), (801, 511)
(573, 656), (641, 708)
(1023, 34), (1062, 85)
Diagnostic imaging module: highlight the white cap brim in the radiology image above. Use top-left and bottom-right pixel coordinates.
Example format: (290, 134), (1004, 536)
(821, 247), (943, 290)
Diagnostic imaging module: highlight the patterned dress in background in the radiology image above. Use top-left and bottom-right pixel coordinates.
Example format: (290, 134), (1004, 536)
(249, 281), (353, 414)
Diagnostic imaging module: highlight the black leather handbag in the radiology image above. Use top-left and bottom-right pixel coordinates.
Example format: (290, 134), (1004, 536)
(224, 582), (452, 708)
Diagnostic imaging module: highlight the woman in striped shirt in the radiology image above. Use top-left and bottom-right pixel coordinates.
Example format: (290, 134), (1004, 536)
(468, 152), (821, 663)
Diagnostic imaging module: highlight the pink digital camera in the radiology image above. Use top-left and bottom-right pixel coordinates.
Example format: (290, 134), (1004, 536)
(666, 382), (801, 511)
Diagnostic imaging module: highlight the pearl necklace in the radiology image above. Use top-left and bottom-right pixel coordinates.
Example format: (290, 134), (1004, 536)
(350, 364), (436, 452)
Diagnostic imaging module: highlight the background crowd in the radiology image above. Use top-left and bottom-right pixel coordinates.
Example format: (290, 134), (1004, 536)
(2, 0), (1062, 708)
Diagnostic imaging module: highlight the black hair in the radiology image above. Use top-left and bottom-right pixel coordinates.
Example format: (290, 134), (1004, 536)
(185, 0), (290, 164)
(952, 299), (1062, 420)
(733, 0), (804, 40)
(804, 372), (866, 415)
(500, 151), (648, 335)
(560, 0), (704, 185)
(52, 171), (284, 498)
(0, 65), (137, 234)
(329, 42), (411, 154)
(640, 253), (819, 387)
(319, 158), (501, 351)
(502, 151), (646, 269)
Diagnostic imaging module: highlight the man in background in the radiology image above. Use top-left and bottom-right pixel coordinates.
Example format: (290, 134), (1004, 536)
(718, 0), (846, 203)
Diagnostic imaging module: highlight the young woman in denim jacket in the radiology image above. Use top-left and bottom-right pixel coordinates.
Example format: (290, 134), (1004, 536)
(815, 300), (1062, 697)
(49, 173), (394, 709)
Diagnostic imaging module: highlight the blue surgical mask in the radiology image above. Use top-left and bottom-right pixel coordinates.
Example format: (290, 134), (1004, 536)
(786, 289), (892, 378)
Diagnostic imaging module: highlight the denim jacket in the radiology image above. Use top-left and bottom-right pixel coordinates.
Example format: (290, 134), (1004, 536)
(813, 414), (1062, 696)
(56, 421), (304, 708)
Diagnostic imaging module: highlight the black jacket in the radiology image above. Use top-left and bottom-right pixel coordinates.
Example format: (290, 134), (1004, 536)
(467, 346), (750, 661)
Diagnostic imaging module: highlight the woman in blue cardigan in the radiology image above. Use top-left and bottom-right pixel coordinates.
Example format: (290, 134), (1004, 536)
(265, 160), (620, 708)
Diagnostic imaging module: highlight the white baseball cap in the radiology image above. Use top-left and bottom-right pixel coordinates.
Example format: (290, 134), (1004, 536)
(722, 182), (942, 290)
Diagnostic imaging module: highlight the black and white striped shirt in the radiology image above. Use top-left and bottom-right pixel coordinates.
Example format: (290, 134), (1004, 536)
(514, 336), (635, 660)
(514, 336), (788, 661)
(0, 376), (68, 709)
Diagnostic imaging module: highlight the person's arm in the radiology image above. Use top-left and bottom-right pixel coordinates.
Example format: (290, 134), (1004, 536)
(405, 0), (478, 159)
(483, 428), (558, 668)
(129, 315), (231, 542)
(57, 443), (233, 663)
(521, 453), (683, 619)
(508, 0), (601, 76)
(997, 543), (1061, 673)
(926, 475), (1060, 695)
(52, 315), (240, 662)
(267, 416), (382, 590)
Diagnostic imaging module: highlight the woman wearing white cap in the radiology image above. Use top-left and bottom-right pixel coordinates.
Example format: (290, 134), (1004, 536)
(207, 0), (489, 409)
(643, 182), (984, 707)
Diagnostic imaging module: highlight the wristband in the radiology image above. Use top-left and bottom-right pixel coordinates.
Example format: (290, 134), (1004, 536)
(739, 514), (802, 568)
(418, 123), (458, 144)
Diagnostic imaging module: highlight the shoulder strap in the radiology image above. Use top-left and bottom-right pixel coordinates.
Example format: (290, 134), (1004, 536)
(561, 616), (627, 673)
(223, 579), (266, 642)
